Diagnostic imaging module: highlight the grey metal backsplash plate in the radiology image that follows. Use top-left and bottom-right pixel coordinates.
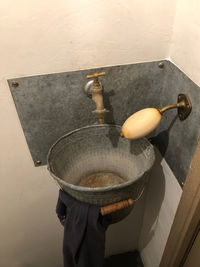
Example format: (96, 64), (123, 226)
(149, 61), (200, 186)
(8, 60), (200, 186)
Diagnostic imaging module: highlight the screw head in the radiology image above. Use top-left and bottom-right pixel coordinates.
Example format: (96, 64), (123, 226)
(12, 81), (19, 87)
(36, 160), (42, 165)
(158, 62), (164, 68)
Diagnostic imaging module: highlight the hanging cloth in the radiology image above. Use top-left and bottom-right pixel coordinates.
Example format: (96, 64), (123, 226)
(56, 189), (109, 267)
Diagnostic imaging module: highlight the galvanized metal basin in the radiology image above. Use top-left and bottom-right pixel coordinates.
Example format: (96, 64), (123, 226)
(47, 124), (155, 222)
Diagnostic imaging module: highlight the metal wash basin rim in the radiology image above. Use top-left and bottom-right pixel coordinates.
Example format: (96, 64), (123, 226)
(47, 124), (155, 193)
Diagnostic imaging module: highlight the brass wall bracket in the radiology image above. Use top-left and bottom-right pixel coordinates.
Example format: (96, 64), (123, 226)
(159, 93), (192, 121)
(177, 94), (192, 121)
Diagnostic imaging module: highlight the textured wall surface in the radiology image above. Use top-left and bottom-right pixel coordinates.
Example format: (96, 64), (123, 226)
(170, 0), (200, 87)
(8, 60), (200, 186)
(0, 0), (177, 78)
(151, 61), (200, 186)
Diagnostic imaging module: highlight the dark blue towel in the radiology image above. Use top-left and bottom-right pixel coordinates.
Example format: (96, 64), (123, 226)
(56, 189), (109, 267)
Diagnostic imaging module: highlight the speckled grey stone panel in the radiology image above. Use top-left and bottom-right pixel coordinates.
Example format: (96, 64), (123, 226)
(8, 60), (200, 186)
(8, 61), (164, 166)
(149, 61), (200, 186)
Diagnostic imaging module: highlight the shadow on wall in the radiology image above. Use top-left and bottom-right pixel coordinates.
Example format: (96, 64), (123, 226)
(138, 116), (178, 251)
(104, 90), (121, 148)
(105, 106), (178, 255)
(105, 184), (147, 257)
(150, 115), (178, 157)
(138, 148), (166, 251)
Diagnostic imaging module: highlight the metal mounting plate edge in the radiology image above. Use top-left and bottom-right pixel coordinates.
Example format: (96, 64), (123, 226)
(178, 93), (192, 121)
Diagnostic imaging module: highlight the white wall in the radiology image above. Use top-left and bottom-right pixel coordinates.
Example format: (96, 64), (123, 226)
(0, 0), (178, 78)
(0, 1), (180, 266)
(0, 79), (63, 267)
(139, 150), (182, 267)
(170, 0), (200, 86)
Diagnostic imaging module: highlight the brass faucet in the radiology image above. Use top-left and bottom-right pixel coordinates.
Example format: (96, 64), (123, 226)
(86, 72), (108, 124)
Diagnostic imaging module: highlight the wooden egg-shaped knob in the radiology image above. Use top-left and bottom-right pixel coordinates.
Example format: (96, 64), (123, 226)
(121, 108), (162, 139)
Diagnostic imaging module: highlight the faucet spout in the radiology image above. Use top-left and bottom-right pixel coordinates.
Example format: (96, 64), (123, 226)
(86, 72), (108, 124)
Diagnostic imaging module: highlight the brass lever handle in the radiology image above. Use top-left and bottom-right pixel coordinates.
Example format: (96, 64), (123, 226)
(86, 72), (106, 79)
